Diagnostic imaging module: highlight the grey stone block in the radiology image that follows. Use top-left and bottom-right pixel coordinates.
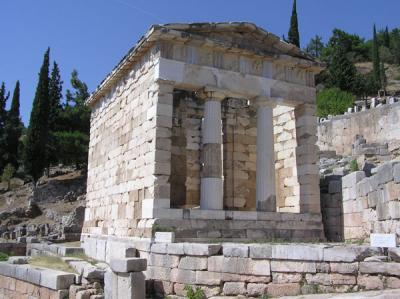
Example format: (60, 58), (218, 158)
(222, 244), (249, 257)
(359, 261), (400, 276)
(249, 244), (272, 259)
(271, 244), (325, 261)
(0, 261), (16, 277)
(323, 246), (381, 262)
(7, 256), (29, 265)
(328, 180), (342, 194)
(377, 202), (390, 221)
(377, 162), (400, 185)
(167, 243), (184, 255)
(110, 258), (147, 273)
(117, 272), (146, 299)
(15, 264), (29, 281)
(183, 243), (221, 256)
(389, 247), (400, 262)
(26, 267), (41, 285)
(342, 171), (365, 188)
(368, 191), (378, 208)
(40, 268), (75, 290)
(394, 163), (400, 183)
(357, 178), (371, 197)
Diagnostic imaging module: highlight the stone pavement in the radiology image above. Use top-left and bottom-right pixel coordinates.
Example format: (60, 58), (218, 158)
(280, 289), (400, 299)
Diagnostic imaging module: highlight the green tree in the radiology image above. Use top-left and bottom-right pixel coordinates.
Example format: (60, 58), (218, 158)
(328, 46), (357, 92)
(372, 24), (381, 89)
(0, 83), (10, 172)
(5, 81), (23, 170)
(384, 26), (390, 48)
(305, 35), (324, 58)
(1, 163), (15, 191)
(321, 29), (369, 63)
(55, 70), (90, 169)
(47, 61), (63, 169)
(24, 48), (51, 183)
(288, 0), (300, 47)
(316, 87), (355, 118)
(390, 28), (400, 65)
(380, 62), (387, 92)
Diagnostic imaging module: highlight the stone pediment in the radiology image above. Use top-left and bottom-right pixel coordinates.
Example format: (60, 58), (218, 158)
(88, 22), (322, 106)
(160, 22), (314, 61)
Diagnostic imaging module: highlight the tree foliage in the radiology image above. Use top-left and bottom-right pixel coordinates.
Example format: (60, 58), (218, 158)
(288, 0), (300, 47)
(305, 35), (324, 58)
(54, 70), (90, 169)
(316, 88), (355, 118)
(372, 24), (381, 89)
(24, 48), (51, 182)
(4, 81), (23, 170)
(0, 83), (9, 172)
(2, 164), (15, 190)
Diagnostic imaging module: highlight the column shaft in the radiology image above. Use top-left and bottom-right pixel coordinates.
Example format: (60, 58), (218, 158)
(200, 96), (224, 210)
(256, 105), (277, 212)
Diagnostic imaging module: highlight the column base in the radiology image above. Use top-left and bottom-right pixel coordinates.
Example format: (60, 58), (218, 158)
(200, 178), (223, 210)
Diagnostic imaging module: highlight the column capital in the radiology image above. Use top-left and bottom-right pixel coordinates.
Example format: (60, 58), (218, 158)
(253, 96), (276, 109)
(196, 88), (226, 102)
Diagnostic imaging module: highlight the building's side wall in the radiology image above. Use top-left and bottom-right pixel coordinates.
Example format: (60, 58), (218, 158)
(342, 162), (400, 242)
(83, 48), (165, 239)
(318, 102), (400, 156)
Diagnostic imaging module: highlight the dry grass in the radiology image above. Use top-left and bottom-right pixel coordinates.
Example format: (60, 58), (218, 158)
(29, 256), (77, 273)
(60, 241), (81, 247)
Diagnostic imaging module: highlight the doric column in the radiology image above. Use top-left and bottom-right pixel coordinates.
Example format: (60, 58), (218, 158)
(255, 99), (277, 212)
(199, 89), (226, 210)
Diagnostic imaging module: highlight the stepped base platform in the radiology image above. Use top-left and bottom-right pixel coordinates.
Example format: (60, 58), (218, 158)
(151, 210), (325, 241)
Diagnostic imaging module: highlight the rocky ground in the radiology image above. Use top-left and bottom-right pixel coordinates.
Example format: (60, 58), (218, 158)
(0, 167), (86, 243)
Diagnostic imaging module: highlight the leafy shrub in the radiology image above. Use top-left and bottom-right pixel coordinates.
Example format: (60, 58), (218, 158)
(316, 87), (355, 118)
(0, 252), (9, 261)
(184, 285), (205, 299)
(349, 159), (359, 172)
(1, 164), (15, 190)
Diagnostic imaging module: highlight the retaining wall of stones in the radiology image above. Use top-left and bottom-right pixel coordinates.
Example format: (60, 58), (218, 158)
(0, 262), (76, 299)
(81, 237), (400, 298)
(342, 161), (400, 242)
(317, 102), (400, 156)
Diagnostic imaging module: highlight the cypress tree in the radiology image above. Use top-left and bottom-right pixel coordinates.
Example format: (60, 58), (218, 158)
(47, 61), (63, 168)
(380, 62), (387, 92)
(372, 24), (381, 89)
(0, 83), (9, 171)
(48, 61), (62, 130)
(5, 81), (23, 169)
(24, 48), (51, 183)
(288, 0), (300, 47)
(384, 26), (390, 48)
(328, 46), (357, 93)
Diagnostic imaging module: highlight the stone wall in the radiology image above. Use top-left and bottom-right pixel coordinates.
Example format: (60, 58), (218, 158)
(0, 275), (65, 299)
(342, 162), (400, 242)
(273, 105), (300, 212)
(82, 237), (400, 298)
(0, 262), (76, 299)
(320, 175), (343, 242)
(83, 45), (170, 239)
(318, 102), (400, 156)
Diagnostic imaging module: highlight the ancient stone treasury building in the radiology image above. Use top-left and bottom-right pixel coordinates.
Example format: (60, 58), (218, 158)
(83, 23), (324, 245)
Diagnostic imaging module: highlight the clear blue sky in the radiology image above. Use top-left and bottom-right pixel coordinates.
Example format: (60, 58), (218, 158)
(2, 0), (399, 125)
